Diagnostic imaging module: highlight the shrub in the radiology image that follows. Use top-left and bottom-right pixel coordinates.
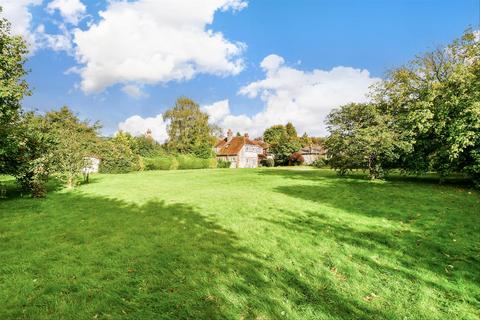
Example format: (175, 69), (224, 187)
(143, 157), (176, 170)
(97, 138), (140, 174)
(312, 158), (326, 168)
(261, 158), (275, 167)
(217, 159), (231, 168)
(177, 155), (211, 170)
(289, 152), (305, 166)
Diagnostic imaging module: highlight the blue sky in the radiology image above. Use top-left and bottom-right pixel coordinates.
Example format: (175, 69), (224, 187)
(1, 0), (478, 140)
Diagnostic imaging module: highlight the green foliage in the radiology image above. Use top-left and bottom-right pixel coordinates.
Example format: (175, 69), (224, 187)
(300, 132), (312, 147)
(0, 10), (30, 134)
(260, 158), (275, 167)
(285, 122), (298, 139)
(176, 155), (212, 170)
(263, 123), (302, 166)
(312, 158), (326, 168)
(130, 134), (164, 157)
(8, 113), (56, 197)
(163, 97), (216, 158)
(0, 10), (51, 196)
(326, 103), (406, 178)
(263, 125), (287, 146)
(143, 156), (178, 170)
(98, 132), (141, 174)
(326, 30), (480, 184)
(217, 159), (231, 168)
(143, 155), (215, 170)
(43, 106), (101, 188)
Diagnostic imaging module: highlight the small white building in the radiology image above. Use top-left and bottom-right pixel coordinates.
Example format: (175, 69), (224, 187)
(215, 130), (264, 168)
(82, 156), (101, 174)
(299, 145), (327, 165)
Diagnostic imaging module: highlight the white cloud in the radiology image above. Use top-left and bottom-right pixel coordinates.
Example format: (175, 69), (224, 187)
(121, 84), (149, 99)
(0, 0), (42, 50)
(36, 23), (73, 52)
(73, 0), (247, 94)
(118, 114), (168, 143)
(203, 99), (231, 123)
(207, 54), (381, 137)
(46, 0), (86, 25)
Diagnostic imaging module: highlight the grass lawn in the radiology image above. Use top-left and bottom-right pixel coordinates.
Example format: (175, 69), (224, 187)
(0, 168), (479, 319)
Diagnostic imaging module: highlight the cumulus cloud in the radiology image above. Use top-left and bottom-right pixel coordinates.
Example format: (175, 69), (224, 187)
(73, 0), (247, 94)
(208, 54), (381, 137)
(203, 99), (231, 123)
(121, 84), (149, 99)
(0, 0), (42, 50)
(46, 0), (86, 25)
(118, 114), (168, 143)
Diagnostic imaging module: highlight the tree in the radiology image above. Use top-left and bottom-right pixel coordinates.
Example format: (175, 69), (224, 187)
(263, 124), (301, 165)
(163, 97), (216, 158)
(0, 8), (31, 174)
(263, 125), (287, 146)
(371, 29), (480, 183)
(98, 132), (141, 174)
(285, 122), (298, 139)
(44, 107), (101, 188)
(300, 132), (312, 147)
(6, 112), (56, 197)
(0, 9), (55, 196)
(325, 103), (407, 178)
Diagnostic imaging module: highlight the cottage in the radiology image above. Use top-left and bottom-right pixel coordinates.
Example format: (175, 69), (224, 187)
(215, 129), (265, 168)
(299, 145), (327, 164)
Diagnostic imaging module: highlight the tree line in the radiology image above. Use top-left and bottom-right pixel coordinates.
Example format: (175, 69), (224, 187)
(325, 30), (480, 186)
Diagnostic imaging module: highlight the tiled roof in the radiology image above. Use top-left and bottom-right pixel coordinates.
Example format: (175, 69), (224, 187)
(215, 136), (263, 156)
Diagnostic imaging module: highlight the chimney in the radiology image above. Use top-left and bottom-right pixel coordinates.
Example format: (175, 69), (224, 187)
(227, 129), (233, 142)
(244, 133), (249, 139)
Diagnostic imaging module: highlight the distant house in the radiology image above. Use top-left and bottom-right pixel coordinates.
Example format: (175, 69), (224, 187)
(215, 129), (265, 168)
(299, 145), (327, 164)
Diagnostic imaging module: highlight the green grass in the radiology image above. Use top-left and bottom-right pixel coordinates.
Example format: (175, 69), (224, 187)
(0, 168), (479, 319)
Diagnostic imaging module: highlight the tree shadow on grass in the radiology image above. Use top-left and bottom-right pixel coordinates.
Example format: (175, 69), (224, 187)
(258, 168), (474, 188)
(0, 191), (399, 320)
(259, 179), (480, 316)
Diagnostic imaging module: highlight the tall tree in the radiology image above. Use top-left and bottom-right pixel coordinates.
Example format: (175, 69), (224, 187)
(371, 30), (480, 182)
(0, 8), (31, 174)
(163, 97), (216, 158)
(285, 122), (298, 139)
(263, 125), (287, 146)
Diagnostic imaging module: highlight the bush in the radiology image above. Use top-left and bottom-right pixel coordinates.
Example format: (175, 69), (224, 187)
(177, 155), (211, 170)
(261, 158), (275, 167)
(217, 159), (231, 168)
(143, 156), (177, 170)
(312, 158), (326, 168)
(289, 152), (305, 166)
(97, 139), (140, 174)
